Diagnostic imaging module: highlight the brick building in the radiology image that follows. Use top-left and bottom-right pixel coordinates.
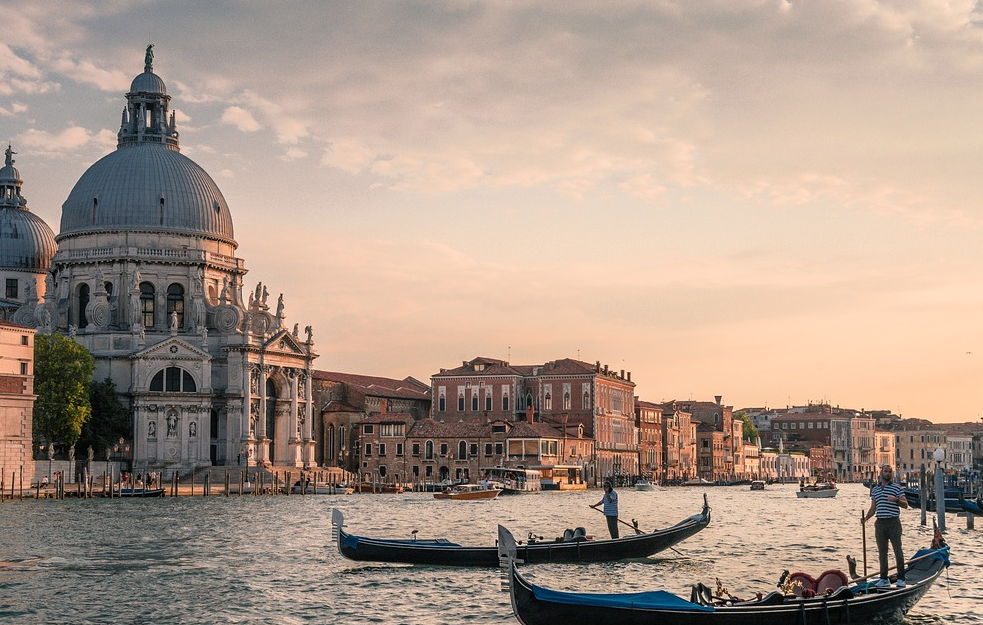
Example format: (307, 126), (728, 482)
(432, 356), (636, 484)
(314, 371), (431, 477)
(635, 400), (663, 481)
(0, 320), (36, 488)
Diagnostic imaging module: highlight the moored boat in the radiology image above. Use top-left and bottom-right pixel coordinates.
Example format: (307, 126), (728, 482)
(114, 487), (165, 498)
(960, 495), (983, 516)
(796, 483), (838, 498)
(434, 484), (501, 500)
(749, 481), (765, 491)
(500, 523), (950, 625)
(330, 495), (710, 567)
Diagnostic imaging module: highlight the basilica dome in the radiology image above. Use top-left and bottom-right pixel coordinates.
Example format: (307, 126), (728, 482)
(0, 146), (56, 270)
(57, 54), (235, 245)
(59, 143), (235, 243)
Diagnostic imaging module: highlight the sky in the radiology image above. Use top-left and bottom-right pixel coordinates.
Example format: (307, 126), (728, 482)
(2, 0), (983, 423)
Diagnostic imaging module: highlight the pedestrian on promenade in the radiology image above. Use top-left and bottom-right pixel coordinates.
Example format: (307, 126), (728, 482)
(591, 481), (620, 539)
(862, 464), (909, 588)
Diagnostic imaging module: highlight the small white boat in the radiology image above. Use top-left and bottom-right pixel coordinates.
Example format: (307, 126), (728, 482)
(796, 482), (838, 498)
(635, 480), (655, 491)
(750, 480), (766, 491)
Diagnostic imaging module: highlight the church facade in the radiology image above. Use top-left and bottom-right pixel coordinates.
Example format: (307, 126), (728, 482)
(32, 49), (318, 472)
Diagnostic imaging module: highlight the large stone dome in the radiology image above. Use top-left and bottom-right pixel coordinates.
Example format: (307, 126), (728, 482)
(0, 145), (56, 270)
(58, 143), (235, 243)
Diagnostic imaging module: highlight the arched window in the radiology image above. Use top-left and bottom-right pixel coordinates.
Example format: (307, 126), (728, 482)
(77, 283), (90, 328)
(438, 394), (446, 412)
(583, 391), (590, 409)
(425, 440), (434, 460)
(563, 392), (571, 410)
(458, 440), (467, 459)
(167, 283), (185, 328)
(471, 394), (478, 411)
(526, 393), (533, 409)
(338, 425), (346, 460)
(544, 392), (552, 411)
(485, 394), (492, 411)
(149, 366), (197, 392)
(502, 394), (510, 412)
(140, 282), (155, 327)
(326, 425), (335, 461)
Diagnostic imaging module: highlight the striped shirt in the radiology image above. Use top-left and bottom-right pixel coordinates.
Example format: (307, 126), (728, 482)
(870, 482), (905, 519)
(601, 490), (619, 517)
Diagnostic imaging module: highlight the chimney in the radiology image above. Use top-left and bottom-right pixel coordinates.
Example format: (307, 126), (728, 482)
(627, 372), (631, 382)
(620, 369), (625, 379)
(379, 401), (387, 414)
(603, 364), (608, 375)
(526, 405), (535, 422)
(715, 395), (722, 405)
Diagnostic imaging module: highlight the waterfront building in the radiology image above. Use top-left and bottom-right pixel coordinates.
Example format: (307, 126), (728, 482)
(946, 434), (973, 473)
(677, 397), (744, 480)
(0, 320), (36, 487)
(356, 415), (592, 486)
(0, 146), (57, 324)
(808, 445), (834, 478)
(659, 401), (696, 481)
(43, 51), (317, 472)
(830, 414), (876, 481)
(875, 430), (896, 470)
(432, 356), (636, 484)
(893, 422), (947, 478)
(743, 440), (761, 480)
(634, 399), (663, 482)
(695, 422), (725, 481)
(314, 371), (431, 476)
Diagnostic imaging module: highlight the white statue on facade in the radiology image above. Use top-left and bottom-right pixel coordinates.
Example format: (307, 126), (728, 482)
(275, 294), (284, 319)
(68, 324), (77, 339)
(170, 310), (179, 332)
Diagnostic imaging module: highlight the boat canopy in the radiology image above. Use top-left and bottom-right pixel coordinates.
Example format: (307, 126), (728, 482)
(531, 586), (715, 612)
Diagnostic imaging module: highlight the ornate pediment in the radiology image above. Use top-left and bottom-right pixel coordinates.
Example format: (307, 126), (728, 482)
(261, 329), (308, 356)
(132, 336), (212, 362)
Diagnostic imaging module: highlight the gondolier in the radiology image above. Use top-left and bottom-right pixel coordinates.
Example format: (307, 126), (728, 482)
(863, 464), (909, 588)
(591, 481), (620, 539)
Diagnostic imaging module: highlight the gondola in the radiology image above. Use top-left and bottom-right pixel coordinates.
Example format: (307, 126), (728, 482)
(500, 523), (949, 625)
(114, 487), (165, 498)
(903, 488), (962, 512)
(958, 495), (983, 516)
(330, 495), (710, 567)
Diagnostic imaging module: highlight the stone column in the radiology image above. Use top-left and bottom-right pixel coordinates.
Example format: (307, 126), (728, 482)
(302, 371), (314, 467)
(242, 363), (253, 465)
(257, 365), (269, 464)
(288, 369), (300, 466)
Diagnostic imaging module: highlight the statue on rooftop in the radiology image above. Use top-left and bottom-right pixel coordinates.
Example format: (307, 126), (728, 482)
(4, 145), (14, 168)
(145, 44), (154, 72)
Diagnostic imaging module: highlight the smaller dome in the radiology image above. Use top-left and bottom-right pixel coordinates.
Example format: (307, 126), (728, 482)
(0, 208), (56, 270)
(130, 71), (167, 95)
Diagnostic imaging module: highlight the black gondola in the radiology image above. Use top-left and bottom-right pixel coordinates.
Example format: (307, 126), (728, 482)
(114, 487), (165, 497)
(903, 488), (962, 512)
(500, 524), (949, 625)
(330, 495), (710, 567)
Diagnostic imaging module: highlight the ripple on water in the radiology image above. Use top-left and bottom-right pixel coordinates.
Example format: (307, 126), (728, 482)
(0, 483), (976, 624)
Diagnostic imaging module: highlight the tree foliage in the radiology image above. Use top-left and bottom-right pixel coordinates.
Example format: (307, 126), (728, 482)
(78, 378), (130, 457)
(735, 410), (759, 442)
(33, 334), (95, 452)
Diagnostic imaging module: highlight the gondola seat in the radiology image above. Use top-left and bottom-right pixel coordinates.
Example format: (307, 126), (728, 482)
(734, 591), (785, 606)
(816, 570), (850, 595)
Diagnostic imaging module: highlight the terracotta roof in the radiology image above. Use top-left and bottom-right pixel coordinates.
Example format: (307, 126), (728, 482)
(407, 419), (495, 438)
(432, 356), (527, 378)
(322, 400), (363, 413)
(313, 370), (431, 400)
(506, 421), (564, 438)
(635, 399), (663, 411)
(358, 413), (415, 425)
(0, 319), (32, 330)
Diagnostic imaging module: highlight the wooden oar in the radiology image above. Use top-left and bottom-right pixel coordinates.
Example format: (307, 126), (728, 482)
(860, 509), (868, 578)
(589, 504), (642, 534)
(845, 547), (946, 583)
(587, 505), (686, 556)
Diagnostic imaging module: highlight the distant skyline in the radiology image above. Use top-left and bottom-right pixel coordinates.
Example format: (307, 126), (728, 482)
(3, 1), (983, 422)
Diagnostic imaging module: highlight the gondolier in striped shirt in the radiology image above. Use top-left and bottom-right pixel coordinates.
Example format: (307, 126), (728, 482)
(862, 464), (909, 588)
(591, 481), (620, 539)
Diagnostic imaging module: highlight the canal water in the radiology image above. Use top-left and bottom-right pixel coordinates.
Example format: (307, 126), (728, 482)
(0, 483), (977, 624)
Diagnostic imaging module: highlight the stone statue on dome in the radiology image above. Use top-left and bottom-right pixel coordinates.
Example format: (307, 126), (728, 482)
(4, 145), (14, 167)
(145, 44), (154, 72)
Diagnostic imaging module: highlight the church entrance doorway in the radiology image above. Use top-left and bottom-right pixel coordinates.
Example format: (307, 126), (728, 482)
(265, 379), (277, 463)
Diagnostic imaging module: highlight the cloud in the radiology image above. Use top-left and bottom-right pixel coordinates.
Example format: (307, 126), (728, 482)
(50, 55), (129, 92)
(221, 106), (261, 132)
(240, 90), (309, 144)
(0, 43), (58, 95)
(14, 126), (116, 156)
(321, 138), (375, 173)
(279, 147), (308, 162)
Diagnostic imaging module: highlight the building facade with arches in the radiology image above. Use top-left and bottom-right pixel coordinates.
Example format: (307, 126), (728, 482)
(36, 50), (317, 472)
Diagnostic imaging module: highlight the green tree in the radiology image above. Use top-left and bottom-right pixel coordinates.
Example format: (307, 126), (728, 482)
(33, 334), (95, 453)
(735, 410), (759, 442)
(78, 378), (130, 457)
